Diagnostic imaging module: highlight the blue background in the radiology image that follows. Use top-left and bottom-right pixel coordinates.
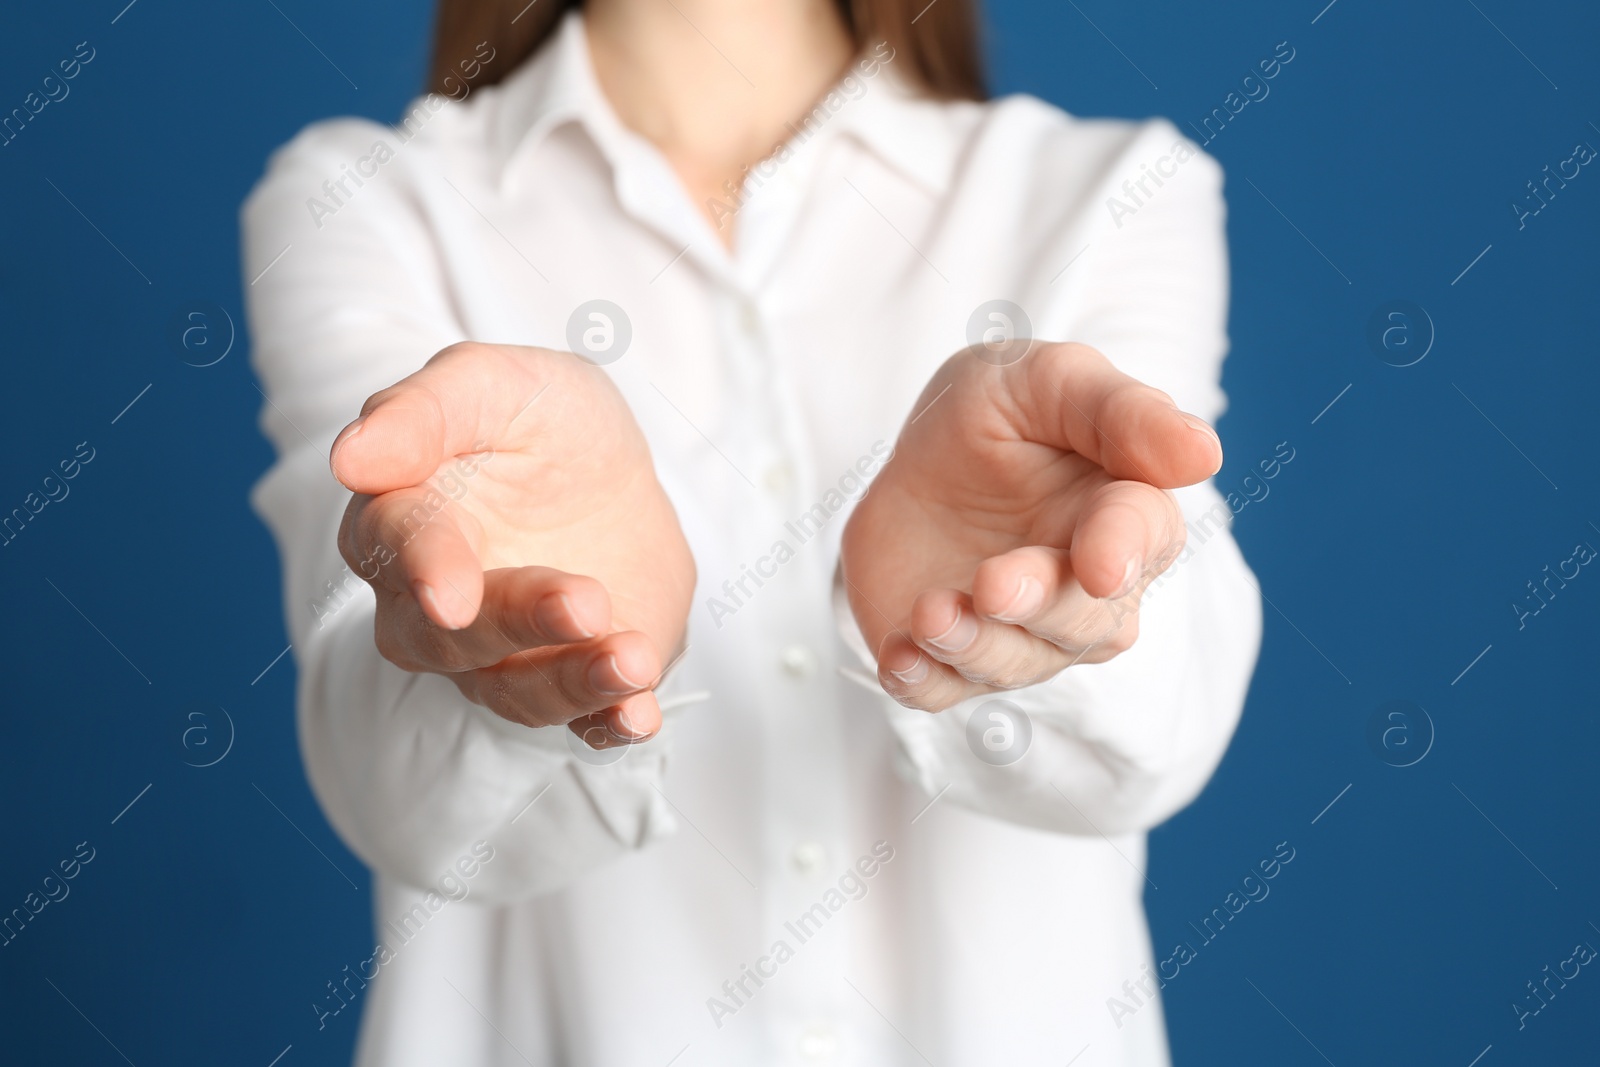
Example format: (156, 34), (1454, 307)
(2, 0), (1596, 1063)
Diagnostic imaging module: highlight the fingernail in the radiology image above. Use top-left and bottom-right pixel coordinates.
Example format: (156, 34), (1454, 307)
(1180, 412), (1221, 451)
(1114, 556), (1143, 599)
(608, 710), (652, 742)
(927, 608), (978, 653)
(537, 592), (594, 640)
(417, 580), (474, 630)
(887, 651), (928, 686)
(994, 575), (1044, 622)
(590, 653), (648, 696)
(414, 581), (445, 625)
(329, 416), (366, 473)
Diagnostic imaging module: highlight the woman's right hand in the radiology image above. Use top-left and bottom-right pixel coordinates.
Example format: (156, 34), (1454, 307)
(330, 342), (696, 748)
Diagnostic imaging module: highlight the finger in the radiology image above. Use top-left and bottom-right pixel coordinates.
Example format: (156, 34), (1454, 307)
(462, 566), (610, 658)
(971, 545), (1070, 624)
(876, 631), (982, 713)
(972, 546), (1139, 659)
(568, 691), (665, 749)
(908, 588), (1070, 690)
(1067, 480), (1185, 600)
(330, 342), (548, 494)
(461, 630), (662, 729)
(1014, 342), (1222, 488)
(343, 486), (484, 628)
(383, 567), (612, 674)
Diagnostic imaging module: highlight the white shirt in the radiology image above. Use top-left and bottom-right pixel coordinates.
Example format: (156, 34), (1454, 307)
(245, 13), (1261, 1066)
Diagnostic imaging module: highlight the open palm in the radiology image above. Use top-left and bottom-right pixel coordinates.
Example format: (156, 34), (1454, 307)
(332, 342), (696, 745)
(840, 342), (1221, 711)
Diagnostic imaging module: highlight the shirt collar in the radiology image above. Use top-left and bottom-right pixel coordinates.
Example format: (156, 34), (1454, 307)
(488, 11), (963, 200)
(824, 48), (966, 198)
(489, 10), (637, 191)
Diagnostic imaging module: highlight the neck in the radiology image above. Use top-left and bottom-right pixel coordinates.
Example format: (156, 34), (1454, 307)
(584, 0), (855, 246)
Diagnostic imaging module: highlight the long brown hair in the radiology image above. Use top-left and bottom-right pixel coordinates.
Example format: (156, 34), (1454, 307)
(427, 0), (986, 101)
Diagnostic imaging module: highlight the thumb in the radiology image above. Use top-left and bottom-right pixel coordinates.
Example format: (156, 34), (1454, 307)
(330, 343), (546, 494)
(1012, 342), (1222, 488)
(331, 386), (449, 495)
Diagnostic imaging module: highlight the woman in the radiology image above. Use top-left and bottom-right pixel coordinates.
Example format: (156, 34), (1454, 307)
(245, 0), (1261, 1062)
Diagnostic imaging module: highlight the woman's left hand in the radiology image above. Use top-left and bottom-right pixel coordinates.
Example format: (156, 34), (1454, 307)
(839, 342), (1223, 712)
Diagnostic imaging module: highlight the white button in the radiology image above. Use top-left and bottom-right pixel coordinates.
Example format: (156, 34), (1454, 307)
(780, 645), (817, 678)
(797, 1024), (838, 1061)
(739, 301), (762, 337)
(791, 840), (826, 875)
(762, 460), (793, 494)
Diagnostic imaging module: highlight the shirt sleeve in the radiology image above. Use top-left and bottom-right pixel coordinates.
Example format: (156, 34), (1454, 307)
(244, 118), (678, 904)
(835, 116), (1263, 837)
